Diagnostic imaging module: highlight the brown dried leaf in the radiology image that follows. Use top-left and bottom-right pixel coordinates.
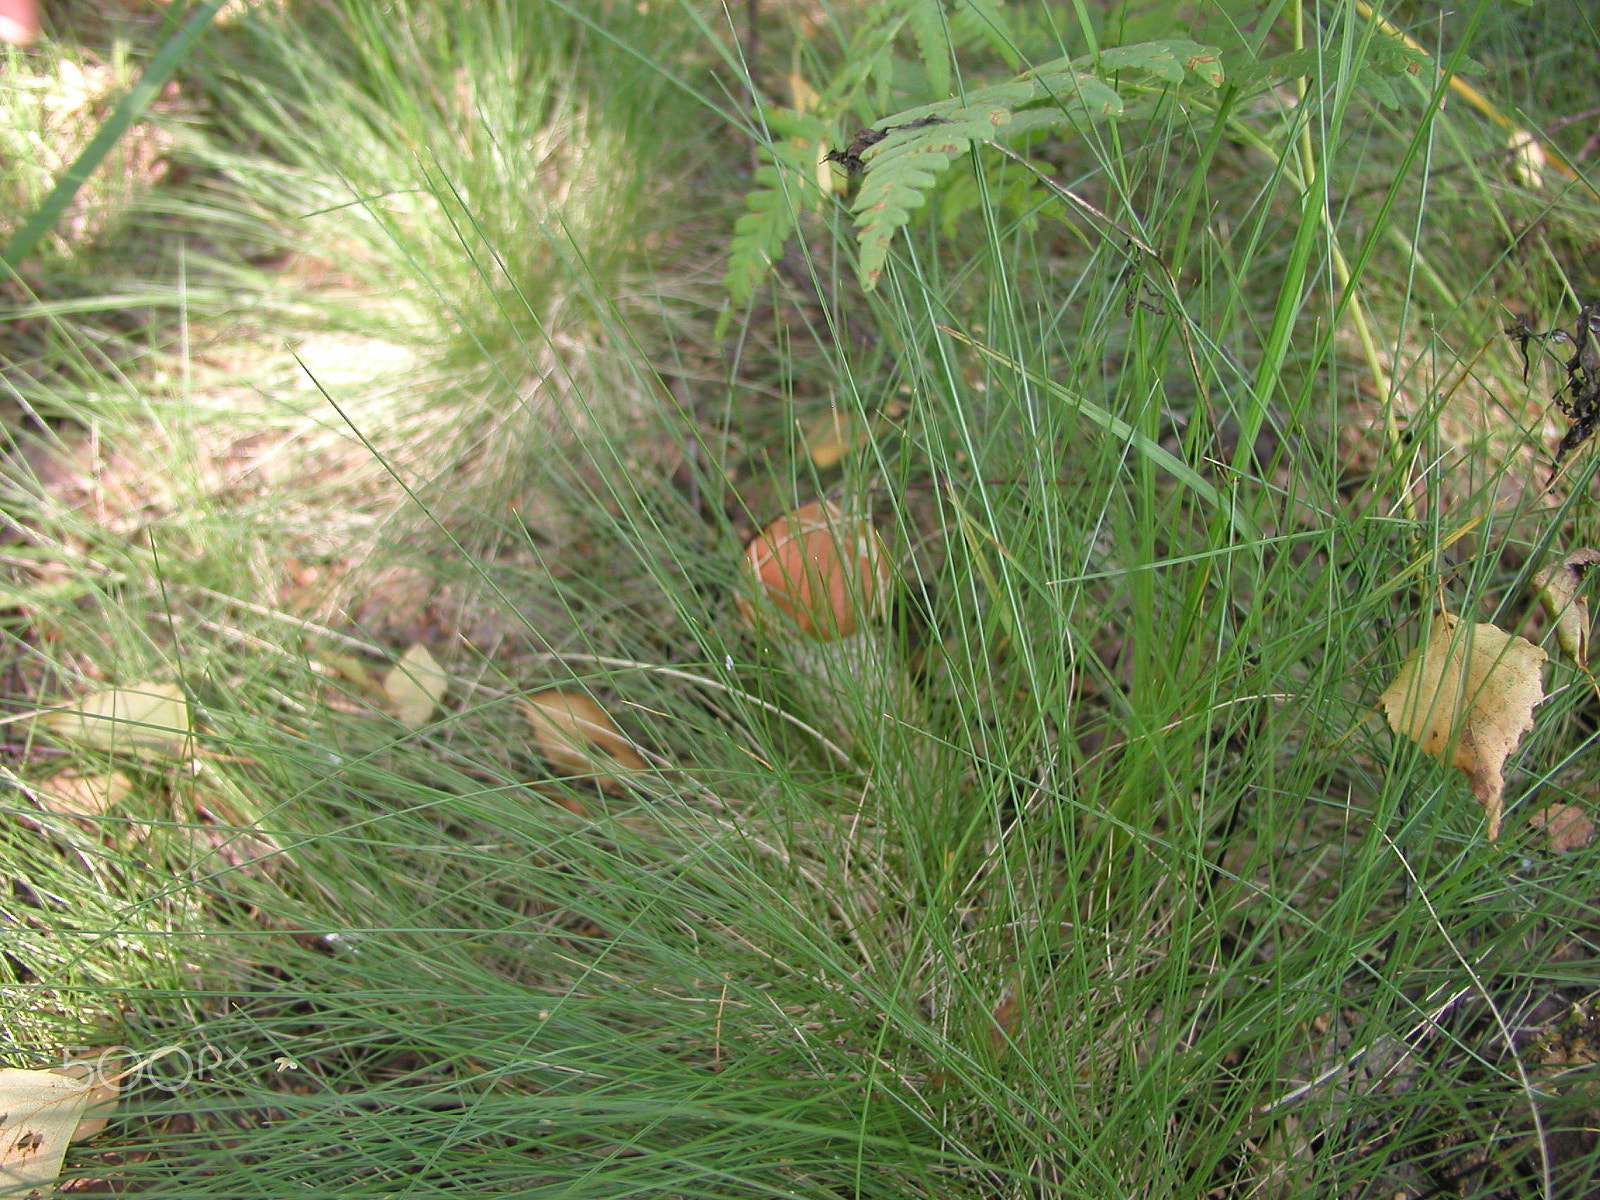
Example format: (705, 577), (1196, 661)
(520, 690), (647, 790)
(1378, 613), (1546, 840)
(989, 991), (1021, 1053)
(1529, 804), (1595, 853)
(1533, 549), (1600, 666)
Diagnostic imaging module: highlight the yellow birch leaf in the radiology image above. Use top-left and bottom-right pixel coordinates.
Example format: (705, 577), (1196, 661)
(1532, 549), (1600, 666)
(321, 653), (380, 694)
(0, 1066), (97, 1195)
(520, 690), (647, 791)
(383, 643), (450, 730)
(44, 682), (192, 759)
(786, 71), (819, 114)
(1378, 613), (1546, 840)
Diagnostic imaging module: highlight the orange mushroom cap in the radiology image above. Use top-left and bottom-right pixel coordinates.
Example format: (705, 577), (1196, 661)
(738, 501), (891, 640)
(0, 0), (39, 46)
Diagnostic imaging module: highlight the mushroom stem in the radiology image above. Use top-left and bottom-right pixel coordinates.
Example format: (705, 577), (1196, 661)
(781, 630), (913, 746)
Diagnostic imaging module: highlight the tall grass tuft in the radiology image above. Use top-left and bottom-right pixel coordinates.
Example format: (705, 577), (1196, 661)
(4, 0), (1600, 1196)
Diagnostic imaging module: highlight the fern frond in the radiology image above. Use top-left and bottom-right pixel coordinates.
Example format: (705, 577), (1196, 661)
(1095, 39), (1224, 86)
(832, 7), (908, 117)
(724, 161), (802, 312)
(717, 7), (917, 323)
(723, 109), (830, 322)
(950, 0), (1020, 68)
(853, 106), (1069, 288)
(906, 0), (952, 98)
(845, 41), (1224, 289)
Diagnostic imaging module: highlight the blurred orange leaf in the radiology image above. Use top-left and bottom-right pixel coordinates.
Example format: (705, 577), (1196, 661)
(803, 409), (865, 469)
(520, 690), (647, 790)
(1529, 803), (1594, 853)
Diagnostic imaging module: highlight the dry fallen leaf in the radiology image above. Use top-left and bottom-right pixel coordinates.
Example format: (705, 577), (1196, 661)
(383, 643), (450, 729)
(803, 409), (865, 469)
(1533, 549), (1600, 667)
(0, 1062), (116, 1195)
(1529, 804), (1595, 853)
(520, 690), (647, 791)
(1379, 612), (1546, 840)
(1508, 128), (1548, 190)
(32, 771), (134, 819)
(320, 652), (380, 694)
(44, 682), (193, 759)
(50, 1061), (120, 1142)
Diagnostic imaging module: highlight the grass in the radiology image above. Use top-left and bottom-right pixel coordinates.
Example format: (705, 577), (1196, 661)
(5, 0), (1600, 1196)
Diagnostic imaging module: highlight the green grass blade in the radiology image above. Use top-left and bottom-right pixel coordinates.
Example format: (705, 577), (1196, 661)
(940, 324), (1262, 541)
(1, 0), (228, 271)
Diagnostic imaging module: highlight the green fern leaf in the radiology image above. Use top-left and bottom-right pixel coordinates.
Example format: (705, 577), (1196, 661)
(1362, 73), (1400, 109)
(1015, 63), (1124, 115)
(723, 110), (829, 315)
(1226, 48), (1317, 95)
(950, 0), (1020, 69)
(852, 106), (1084, 287)
(906, 0), (952, 97)
(842, 40), (1224, 289)
(1361, 34), (1430, 80)
(724, 161), (800, 310)
(1096, 39), (1225, 87)
(846, 66), (1126, 289)
(855, 149), (958, 288)
(829, 5), (906, 114)
(1232, 36), (1431, 109)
